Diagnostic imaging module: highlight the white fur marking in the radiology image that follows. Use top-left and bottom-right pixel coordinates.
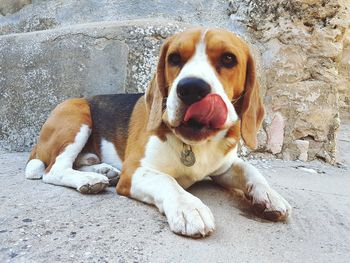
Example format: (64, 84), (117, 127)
(142, 135), (236, 189)
(42, 125), (109, 191)
(25, 159), (45, 179)
(101, 139), (123, 171)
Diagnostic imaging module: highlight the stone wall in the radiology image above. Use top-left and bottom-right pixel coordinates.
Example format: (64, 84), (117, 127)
(0, 21), (185, 151)
(0, 0), (349, 163)
(338, 29), (350, 117)
(229, 0), (350, 163)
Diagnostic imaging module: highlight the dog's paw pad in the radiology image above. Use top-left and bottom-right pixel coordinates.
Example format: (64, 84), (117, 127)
(78, 182), (108, 194)
(93, 164), (120, 179)
(108, 175), (120, 186)
(262, 210), (286, 222)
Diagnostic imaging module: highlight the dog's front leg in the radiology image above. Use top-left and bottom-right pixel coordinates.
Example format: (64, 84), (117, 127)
(130, 167), (215, 237)
(212, 158), (291, 221)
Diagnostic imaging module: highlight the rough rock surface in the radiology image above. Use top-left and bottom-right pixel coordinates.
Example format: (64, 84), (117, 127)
(229, 0), (350, 163)
(293, 140), (310, 162)
(0, 0), (230, 35)
(0, 0), (350, 163)
(0, 0), (31, 16)
(338, 29), (350, 114)
(0, 20), (187, 151)
(266, 112), (285, 154)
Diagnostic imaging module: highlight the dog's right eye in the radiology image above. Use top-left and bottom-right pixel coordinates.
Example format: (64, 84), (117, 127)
(168, 53), (182, 66)
(220, 52), (237, 68)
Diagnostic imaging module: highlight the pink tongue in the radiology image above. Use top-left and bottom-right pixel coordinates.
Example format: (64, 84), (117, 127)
(184, 94), (227, 129)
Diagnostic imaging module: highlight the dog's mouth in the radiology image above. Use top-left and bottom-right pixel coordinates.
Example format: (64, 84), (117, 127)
(173, 94), (228, 142)
(174, 119), (220, 141)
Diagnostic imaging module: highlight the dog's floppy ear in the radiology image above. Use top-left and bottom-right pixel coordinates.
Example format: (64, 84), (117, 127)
(239, 51), (265, 149)
(145, 38), (170, 131)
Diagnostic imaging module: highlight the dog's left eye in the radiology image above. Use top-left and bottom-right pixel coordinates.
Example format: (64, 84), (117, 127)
(220, 53), (237, 68)
(168, 53), (182, 66)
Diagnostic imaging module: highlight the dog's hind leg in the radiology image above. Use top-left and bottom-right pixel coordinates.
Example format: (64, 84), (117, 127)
(42, 124), (109, 194)
(26, 98), (109, 194)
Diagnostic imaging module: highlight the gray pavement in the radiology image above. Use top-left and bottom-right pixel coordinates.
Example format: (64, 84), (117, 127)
(0, 152), (349, 263)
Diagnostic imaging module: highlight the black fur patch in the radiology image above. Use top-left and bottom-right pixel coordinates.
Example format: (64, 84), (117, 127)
(87, 93), (144, 157)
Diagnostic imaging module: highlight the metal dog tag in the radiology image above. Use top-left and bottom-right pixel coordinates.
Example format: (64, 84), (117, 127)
(180, 144), (196, 167)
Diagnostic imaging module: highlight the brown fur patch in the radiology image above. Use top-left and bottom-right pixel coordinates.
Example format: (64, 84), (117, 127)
(237, 53), (265, 149)
(153, 122), (170, 142)
(31, 98), (92, 172)
(116, 98), (150, 196)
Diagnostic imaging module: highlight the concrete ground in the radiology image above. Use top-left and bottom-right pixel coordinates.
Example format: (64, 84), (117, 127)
(0, 152), (349, 263)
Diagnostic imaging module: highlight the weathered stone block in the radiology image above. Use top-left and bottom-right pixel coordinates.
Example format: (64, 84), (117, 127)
(294, 140), (309, 162)
(0, 0), (31, 16)
(266, 81), (340, 163)
(266, 112), (284, 154)
(231, 0), (349, 163)
(0, 33), (128, 151)
(0, 0), (230, 36)
(0, 20), (187, 151)
(338, 29), (350, 115)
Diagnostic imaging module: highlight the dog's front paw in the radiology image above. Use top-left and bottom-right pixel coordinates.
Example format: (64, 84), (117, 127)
(91, 163), (120, 179)
(247, 183), (291, 221)
(163, 194), (215, 238)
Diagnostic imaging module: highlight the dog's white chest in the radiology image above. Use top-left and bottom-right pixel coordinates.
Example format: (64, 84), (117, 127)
(141, 135), (235, 188)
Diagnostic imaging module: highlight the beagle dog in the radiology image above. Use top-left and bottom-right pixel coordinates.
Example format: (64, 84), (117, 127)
(25, 28), (291, 237)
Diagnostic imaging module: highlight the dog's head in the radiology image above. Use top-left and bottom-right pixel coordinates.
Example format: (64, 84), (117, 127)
(145, 28), (264, 149)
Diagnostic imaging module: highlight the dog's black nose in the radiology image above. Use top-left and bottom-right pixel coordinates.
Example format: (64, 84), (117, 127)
(177, 77), (211, 105)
